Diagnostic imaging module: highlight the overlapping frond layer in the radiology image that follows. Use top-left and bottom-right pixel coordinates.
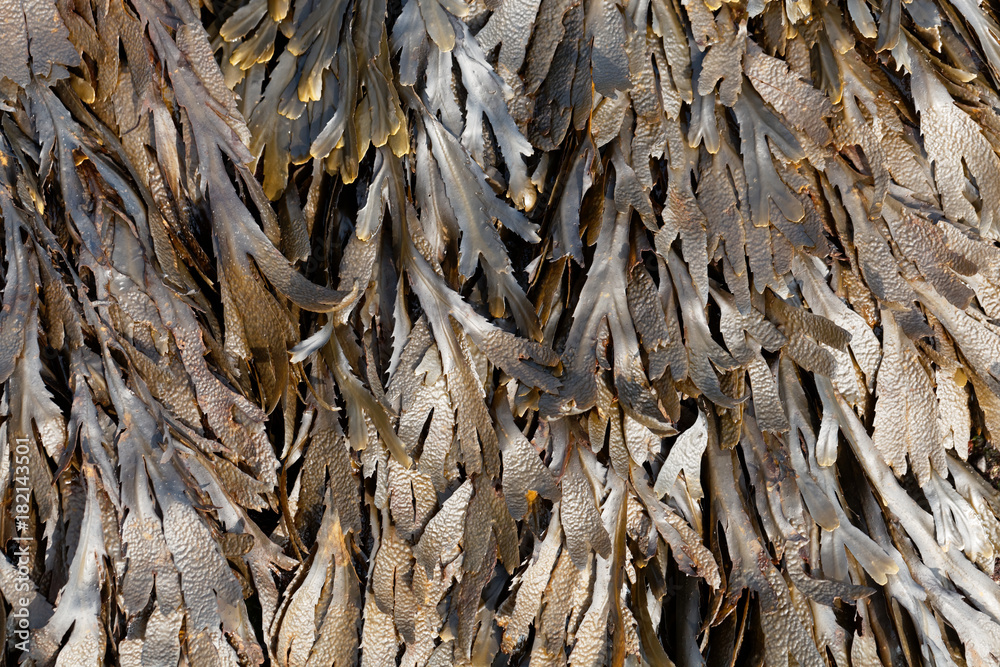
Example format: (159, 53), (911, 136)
(4, 0), (1000, 664)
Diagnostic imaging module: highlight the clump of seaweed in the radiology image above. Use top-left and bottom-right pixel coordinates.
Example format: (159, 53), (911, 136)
(3, 0), (1000, 664)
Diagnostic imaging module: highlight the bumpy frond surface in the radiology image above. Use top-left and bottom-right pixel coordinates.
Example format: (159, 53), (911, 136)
(4, 0), (1000, 664)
